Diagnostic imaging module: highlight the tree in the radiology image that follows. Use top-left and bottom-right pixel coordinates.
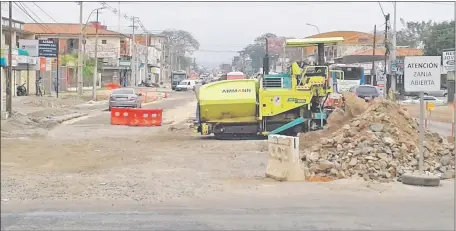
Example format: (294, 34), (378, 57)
(161, 29), (200, 55)
(161, 29), (200, 71)
(423, 20), (455, 56)
(396, 19), (455, 56)
(241, 33), (279, 71)
(396, 19), (433, 48)
(61, 53), (95, 79)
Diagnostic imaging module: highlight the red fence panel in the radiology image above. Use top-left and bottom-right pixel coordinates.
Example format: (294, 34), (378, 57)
(111, 107), (131, 125)
(129, 108), (163, 127)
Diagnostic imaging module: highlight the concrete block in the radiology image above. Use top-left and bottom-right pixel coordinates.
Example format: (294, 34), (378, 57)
(265, 134), (306, 182)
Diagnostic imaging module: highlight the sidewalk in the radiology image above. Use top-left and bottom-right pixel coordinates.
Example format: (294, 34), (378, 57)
(1, 93), (110, 138)
(1, 89), (168, 138)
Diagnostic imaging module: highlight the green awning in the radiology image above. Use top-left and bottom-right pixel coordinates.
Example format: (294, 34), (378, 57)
(17, 49), (29, 56)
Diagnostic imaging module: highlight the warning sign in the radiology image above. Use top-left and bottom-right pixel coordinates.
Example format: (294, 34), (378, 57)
(404, 56), (441, 92)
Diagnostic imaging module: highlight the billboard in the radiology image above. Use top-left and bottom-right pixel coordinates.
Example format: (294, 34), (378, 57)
(38, 39), (59, 58)
(19, 39), (39, 57)
(442, 50), (454, 72)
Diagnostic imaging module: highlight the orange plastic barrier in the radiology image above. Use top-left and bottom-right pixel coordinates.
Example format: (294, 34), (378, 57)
(128, 108), (163, 127)
(111, 107), (131, 125)
(105, 83), (121, 90)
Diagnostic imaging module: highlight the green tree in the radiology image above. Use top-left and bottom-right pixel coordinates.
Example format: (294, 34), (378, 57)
(241, 33), (279, 71)
(396, 19), (455, 56)
(61, 53), (95, 79)
(161, 29), (200, 71)
(423, 20), (455, 56)
(396, 19), (433, 48)
(161, 29), (200, 55)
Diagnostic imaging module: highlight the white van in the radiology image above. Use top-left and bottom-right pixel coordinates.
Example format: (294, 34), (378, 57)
(176, 79), (196, 91)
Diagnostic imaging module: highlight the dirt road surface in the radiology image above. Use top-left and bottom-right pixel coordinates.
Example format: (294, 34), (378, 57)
(1, 91), (455, 230)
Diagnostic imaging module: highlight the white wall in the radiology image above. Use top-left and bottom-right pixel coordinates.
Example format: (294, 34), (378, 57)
(85, 36), (121, 59)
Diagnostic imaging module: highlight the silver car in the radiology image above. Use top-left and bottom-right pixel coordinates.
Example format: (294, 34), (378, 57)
(108, 88), (142, 111)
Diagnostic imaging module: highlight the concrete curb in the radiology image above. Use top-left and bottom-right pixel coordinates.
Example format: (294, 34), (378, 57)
(42, 112), (89, 124)
(73, 100), (109, 110)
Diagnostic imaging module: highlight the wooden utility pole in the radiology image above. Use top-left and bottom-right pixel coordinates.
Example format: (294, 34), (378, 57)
(92, 9), (99, 101)
(6, 2), (12, 116)
(371, 24), (376, 85)
(77, 2), (83, 96)
(383, 13), (390, 97)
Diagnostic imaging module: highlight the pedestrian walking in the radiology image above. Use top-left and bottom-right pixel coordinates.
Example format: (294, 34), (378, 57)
(36, 76), (43, 97)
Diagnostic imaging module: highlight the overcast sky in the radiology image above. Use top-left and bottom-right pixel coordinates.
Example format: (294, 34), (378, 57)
(2, 1), (455, 68)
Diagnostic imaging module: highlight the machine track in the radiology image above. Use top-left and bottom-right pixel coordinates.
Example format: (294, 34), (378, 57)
(213, 134), (267, 140)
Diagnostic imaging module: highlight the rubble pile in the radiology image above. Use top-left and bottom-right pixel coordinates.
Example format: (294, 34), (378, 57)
(299, 93), (455, 182)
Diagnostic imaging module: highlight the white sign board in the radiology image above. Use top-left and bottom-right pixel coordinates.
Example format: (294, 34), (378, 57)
(404, 56), (441, 92)
(18, 39), (39, 57)
(45, 58), (52, 71)
(442, 50), (454, 72)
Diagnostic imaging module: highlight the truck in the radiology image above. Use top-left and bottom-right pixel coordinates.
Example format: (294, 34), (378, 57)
(226, 71), (246, 80)
(193, 37), (345, 139)
(171, 71), (187, 90)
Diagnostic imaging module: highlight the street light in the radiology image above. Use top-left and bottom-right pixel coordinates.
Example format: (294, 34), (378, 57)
(306, 23), (321, 34)
(80, 6), (105, 100)
(84, 7), (106, 31)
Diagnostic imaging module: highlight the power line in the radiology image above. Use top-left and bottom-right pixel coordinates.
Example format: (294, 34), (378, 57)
(378, 2), (386, 17)
(13, 2), (53, 33)
(31, 2), (68, 32)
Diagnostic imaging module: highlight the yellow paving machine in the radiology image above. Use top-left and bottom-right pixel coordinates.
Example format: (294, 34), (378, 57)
(194, 37), (344, 139)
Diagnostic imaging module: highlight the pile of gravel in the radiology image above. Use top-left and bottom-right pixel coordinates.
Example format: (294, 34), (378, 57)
(299, 93), (454, 182)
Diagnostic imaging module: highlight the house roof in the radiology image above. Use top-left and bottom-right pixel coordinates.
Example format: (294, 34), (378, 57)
(302, 31), (384, 55)
(24, 23), (127, 37)
(352, 48), (424, 56)
(306, 31), (383, 44)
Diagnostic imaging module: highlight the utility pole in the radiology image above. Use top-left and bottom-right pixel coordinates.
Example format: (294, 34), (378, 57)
(371, 24), (377, 85)
(130, 17), (137, 86)
(6, 2), (12, 117)
(144, 32), (149, 83)
(264, 38), (270, 75)
(383, 13), (390, 98)
(0, 1), (4, 117)
(117, 2), (121, 33)
(390, 2), (397, 98)
(177, 51), (181, 71)
(77, 1), (83, 96)
(453, 1), (456, 157)
(92, 9), (99, 101)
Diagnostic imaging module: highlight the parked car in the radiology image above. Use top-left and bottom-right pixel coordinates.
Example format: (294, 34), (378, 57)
(348, 85), (382, 102)
(108, 88), (142, 111)
(424, 89), (447, 97)
(176, 79), (196, 91)
(404, 89), (447, 97)
(402, 96), (445, 105)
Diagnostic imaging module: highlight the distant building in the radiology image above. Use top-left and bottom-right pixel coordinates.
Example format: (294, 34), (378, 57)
(303, 31), (386, 63)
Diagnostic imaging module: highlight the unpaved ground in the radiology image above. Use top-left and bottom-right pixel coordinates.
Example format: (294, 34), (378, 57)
(1, 91), (267, 203)
(1, 91), (455, 230)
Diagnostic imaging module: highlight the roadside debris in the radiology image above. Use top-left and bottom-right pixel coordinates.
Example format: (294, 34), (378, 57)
(299, 92), (455, 182)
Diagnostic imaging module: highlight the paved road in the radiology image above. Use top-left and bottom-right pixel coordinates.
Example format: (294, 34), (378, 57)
(2, 182), (454, 230)
(425, 120), (452, 137)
